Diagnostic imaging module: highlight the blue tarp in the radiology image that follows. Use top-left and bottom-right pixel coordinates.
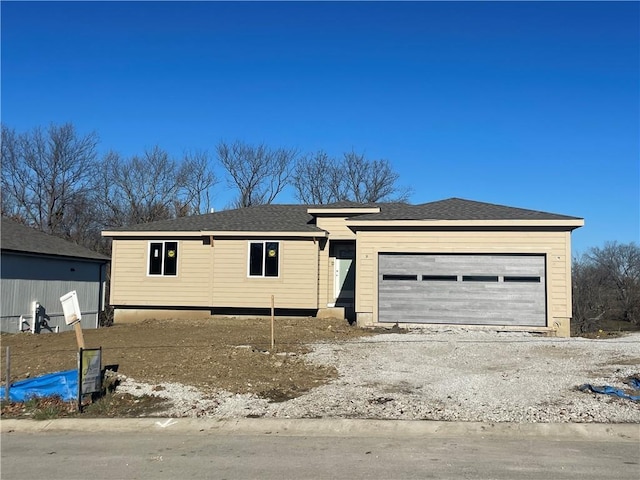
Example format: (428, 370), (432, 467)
(0, 370), (78, 402)
(579, 379), (640, 402)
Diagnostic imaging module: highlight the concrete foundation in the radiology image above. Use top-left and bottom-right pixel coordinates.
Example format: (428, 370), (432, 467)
(316, 307), (345, 321)
(356, 312), (374, 328)
(113, 308), (212, 324)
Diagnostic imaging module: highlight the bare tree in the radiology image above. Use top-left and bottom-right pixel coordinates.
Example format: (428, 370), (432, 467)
(343, 151), (409, 203)
(572, 256), (609, 333)
(217, 140), (297, 208)
(98, 147), (218, 228)
(572, 241), (640, 333)
(291, 151), (343, 204)
(292, 149), (411, 204)
(1, 123), (100, 239)
(178, 150), (218, 215)
(586, 242), (640, 324)
(100, 147), (180, 227)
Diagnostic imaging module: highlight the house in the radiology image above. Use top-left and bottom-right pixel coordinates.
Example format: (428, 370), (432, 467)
(1, 217), (110, 333)
(102, 198), (584, 337)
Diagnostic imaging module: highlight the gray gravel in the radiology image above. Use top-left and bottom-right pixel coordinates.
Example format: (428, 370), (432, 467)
(117, 329), (640, 423)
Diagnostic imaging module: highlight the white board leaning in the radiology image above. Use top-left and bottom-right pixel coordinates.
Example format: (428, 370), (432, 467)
(60, 290), (82, 326)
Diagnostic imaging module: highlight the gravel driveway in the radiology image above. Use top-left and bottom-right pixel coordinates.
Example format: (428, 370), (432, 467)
(120, 329), (640, 423)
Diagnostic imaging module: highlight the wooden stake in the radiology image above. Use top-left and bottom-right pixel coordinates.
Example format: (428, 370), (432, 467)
(74, 322), (86, 349)
(270, 295), (275, 350)
(5, 346), (10, 403)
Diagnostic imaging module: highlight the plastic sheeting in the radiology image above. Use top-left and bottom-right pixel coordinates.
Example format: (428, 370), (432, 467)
(579, 378), (640, 402)
(0, 370), (77, 402)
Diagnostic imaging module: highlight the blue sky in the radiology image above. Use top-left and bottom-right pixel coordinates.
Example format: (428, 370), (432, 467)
(2, 1), (638, 254)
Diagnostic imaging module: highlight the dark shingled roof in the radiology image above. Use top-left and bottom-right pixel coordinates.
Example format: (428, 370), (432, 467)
(107, 204), (324, 233)
(349, 198), (583, 221)
(105, 198), (582, 233)
(1, 217), (110, 261)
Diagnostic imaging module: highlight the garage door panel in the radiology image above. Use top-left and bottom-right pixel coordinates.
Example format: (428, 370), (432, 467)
(380, 254), (544, 277)
(378, 254), (546, 326)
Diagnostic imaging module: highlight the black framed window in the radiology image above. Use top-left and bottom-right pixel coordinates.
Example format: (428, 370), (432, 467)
(462, 275), (498, 282)
(249, 241), (279, 277)
(382, 274), (418, 281)
(422, 275), (458, 281)
(148, 241), (178, 276)
(504, 276), (541, 283)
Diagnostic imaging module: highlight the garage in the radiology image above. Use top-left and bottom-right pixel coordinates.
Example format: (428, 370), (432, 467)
(378, 253), (546, 326)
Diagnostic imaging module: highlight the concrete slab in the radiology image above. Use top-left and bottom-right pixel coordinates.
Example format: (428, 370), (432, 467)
(2, 418), (638, 442)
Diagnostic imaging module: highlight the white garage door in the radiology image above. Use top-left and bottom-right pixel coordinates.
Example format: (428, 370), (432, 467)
(378, 254), (546, 326)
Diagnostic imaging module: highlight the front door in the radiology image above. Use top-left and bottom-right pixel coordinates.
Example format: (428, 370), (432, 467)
(334, 246), (355, 306)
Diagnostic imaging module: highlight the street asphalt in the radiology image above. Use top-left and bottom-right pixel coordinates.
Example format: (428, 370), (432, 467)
(2, 419), (639, 479)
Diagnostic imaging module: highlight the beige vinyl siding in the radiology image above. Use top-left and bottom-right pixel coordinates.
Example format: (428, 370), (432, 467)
(314, 216), (357, 305)
(110, 238), (213, 307)
(316, 216), (356, 239)
(317, 240), (330, 307)
(355, 230), (573, 326)
(211, 238), (319, 309)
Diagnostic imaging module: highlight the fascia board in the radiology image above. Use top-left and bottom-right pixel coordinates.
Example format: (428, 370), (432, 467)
(307, 207), (381, 215)
(345, 219), (585, 228)
(102, 231), (205, 238)
(200, 231), (327, 238)
(103, 230), (327, 238)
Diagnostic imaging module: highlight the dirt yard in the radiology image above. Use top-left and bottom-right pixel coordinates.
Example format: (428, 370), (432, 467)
(0, 316), (375, 402)
(2, 317), (639, 422)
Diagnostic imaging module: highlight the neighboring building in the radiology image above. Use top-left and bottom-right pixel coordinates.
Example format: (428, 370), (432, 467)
(102, 198), (584, 337)
(1, 217), (109, 333)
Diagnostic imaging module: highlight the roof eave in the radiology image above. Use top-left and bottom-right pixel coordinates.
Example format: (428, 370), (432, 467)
(103, 230), (327, 238)
(307, 207), (381, 215)
(201, 231), (327, 238)
(103, 230), (205, 238)
(2, 248), (110, 262)
(345, 219), (585, 229)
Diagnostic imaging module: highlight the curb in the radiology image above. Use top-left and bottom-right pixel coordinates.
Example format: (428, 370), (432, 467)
(2, 418), (638, 442)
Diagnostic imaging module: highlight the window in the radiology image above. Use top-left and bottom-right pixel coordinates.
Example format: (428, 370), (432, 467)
(462, 275), (498, 282)
(248, 241), (279, 277)
(422, 275), (458, 281)
(504, 276), (541, 283)
(382, 274), (418, 281)
(148, 241), (178, 276)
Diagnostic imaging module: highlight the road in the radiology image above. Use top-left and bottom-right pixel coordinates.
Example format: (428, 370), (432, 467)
(1, 419), (638, 479)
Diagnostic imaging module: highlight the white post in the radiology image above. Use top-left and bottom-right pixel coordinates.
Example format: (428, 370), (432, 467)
(30, 301), (39, 334)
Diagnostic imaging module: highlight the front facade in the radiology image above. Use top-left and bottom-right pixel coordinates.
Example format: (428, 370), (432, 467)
(103, 198), (583, 337)
(1, 218), (110, 333)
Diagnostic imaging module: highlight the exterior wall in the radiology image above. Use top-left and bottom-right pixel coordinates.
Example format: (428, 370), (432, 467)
(315, 216), (356, 240)
(314, 216), (358, 307)
(354, 229), (574, 335)
(211, 237), (318, 309)
(317, 239), (330, 307)
(110, 236), (320, 313)
(0, 252), (106, 333)
(110, 238), (214, 307)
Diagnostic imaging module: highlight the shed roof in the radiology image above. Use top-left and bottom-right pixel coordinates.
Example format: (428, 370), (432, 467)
(105, 204), (324, 233)
(103, 198), (583, 235)
(1, 217), (110, 261)
(350, 198), (583, 221)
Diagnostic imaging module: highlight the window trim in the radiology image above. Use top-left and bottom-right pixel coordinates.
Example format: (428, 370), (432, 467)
(147, 241), (179, 277)
(247, 240), (280, 278)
